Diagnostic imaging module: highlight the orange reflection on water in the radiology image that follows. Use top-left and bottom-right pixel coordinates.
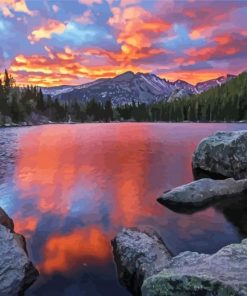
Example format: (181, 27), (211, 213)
(15, 126), (83, 215)
(15, 124), (158, 274)
(110, 124), (157, 226)
(40, 227), (111, 274)
(14, 215), (39, 238)
(12, 123), (233, 276)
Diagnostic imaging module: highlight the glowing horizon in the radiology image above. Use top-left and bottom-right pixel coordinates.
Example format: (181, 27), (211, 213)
(0, 0), (247, 87)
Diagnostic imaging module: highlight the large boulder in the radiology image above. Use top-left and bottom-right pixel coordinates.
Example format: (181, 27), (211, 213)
(192, 130), (247, 180)
(142, 239), (247, 296)
(158, 178), (247, 208)
(0, 208), (39, 296)
(112, 228), (172, 295)
(112, 228), (247, 296)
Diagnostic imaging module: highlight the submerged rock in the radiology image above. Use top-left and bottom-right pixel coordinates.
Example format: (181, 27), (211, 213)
(158, 178), (247, 208)
(112, 227), (172, 295)
(192, 130), (247, 179)
(0, 207), (39, 296)
(113, 228), (247, 296)
(142, 239), (247, 296)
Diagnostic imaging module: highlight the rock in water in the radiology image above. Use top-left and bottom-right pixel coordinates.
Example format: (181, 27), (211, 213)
(158, 178), (247, 208)
(142, 239), (247, 296)
(192, 130), (247, 179)
(113, 228), (247, 295)
(0, 207), (14, 231)
(112, 227), (172, 295)
(0, 208), (39, 296)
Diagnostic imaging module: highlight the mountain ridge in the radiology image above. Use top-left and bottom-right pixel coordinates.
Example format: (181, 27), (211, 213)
(42, 71), (236, 106)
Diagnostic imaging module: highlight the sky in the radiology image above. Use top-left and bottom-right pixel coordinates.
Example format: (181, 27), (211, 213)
(0, 0), (247, 86)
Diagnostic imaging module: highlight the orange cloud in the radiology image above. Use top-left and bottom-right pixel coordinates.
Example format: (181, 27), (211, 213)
(162, 69), (227, 85)
(0, 0), (35, 17)
(214, 34), (233, 45)
(28, 19), (67, 43)
(10, 45), (157, 86)
(108, 6), (171, 49)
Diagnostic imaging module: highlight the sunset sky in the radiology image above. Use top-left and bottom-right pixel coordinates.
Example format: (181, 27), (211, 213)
(0, 0), (247, 86)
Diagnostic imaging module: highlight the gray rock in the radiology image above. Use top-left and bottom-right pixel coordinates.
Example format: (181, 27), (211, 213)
(0, 207), (14, 232)
(112, 227), (172, 295)
(113, 228), (247, 295)
(142, 239), (247, 296)
(158, 178), (247, 207)
(0, 208), (39, 295)
(192, 130), (247, 179)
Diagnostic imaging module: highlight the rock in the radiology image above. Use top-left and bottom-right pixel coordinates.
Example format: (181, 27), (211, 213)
(112, 227), (172, 295)
(0, 208), (39, 295)
(26, 112), (50, 125)
(192, 130), (247, 179)
(158, 178), (247, 208)
(113, 228), (247, 295)
(142, 239), (247, 296)
(0, 114), (13, 126)
(0, 225), (39, 296)
(0, 207), (14, 231)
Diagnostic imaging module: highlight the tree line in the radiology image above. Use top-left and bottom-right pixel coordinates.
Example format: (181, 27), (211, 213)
(115, 71), (247, 122)
(0, 69), (246, 124)
(0, 69), (114, 124)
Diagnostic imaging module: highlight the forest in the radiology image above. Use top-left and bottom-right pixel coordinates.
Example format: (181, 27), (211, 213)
(0, 69), (247, 125)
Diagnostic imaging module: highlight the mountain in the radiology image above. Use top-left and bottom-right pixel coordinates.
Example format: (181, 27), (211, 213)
(195, 74), (236, 93)
(42, 72), (236, 106)
(160, 70), (247, 122)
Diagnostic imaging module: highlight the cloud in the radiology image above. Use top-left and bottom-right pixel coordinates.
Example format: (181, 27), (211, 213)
(161, 69), (227, 85)
(0, 0), (35, 17)
(79, 0), (102, 5)
(75, 9), (93, 24)
(185, 32), (247, 63)
(107, 5), (171, 68)
(119, 0), (141, 7)
(108, 5), (171, 48)
(2, 0), (247, 86)
(52, 4), (59, 13)
(28, 19), (67, 43)
(9, 45), (157, 86)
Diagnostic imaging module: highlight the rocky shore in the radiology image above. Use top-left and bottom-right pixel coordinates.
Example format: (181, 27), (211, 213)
(113, 228), (247, 296)
(112, 130), (247, 295)
(0, 207), (38, 296)
(0, 112), (51, 128)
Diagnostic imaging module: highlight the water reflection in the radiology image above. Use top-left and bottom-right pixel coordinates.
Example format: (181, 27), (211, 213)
(214, 193), (247, 237)
(0, 123), (247, 295)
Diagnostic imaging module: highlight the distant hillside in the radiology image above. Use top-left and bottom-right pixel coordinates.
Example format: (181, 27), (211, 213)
(155, 71), (247, 122)
(42, 71), (235, 106)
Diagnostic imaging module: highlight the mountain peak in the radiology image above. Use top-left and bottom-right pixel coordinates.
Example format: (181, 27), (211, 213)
(113, 71), (135, 82)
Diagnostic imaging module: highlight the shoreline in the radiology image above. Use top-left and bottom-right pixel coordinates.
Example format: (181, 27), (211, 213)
(1, 120), (247, 129)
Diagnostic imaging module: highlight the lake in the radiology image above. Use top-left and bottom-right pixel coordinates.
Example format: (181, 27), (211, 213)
(0, 123), (247, 296)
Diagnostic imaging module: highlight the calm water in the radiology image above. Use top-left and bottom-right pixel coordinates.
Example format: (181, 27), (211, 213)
(1, 123), (247, 296)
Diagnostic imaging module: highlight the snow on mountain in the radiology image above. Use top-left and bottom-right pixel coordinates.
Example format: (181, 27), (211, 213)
(195, 75), (236, 93)
(42, 72), (236, 106)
